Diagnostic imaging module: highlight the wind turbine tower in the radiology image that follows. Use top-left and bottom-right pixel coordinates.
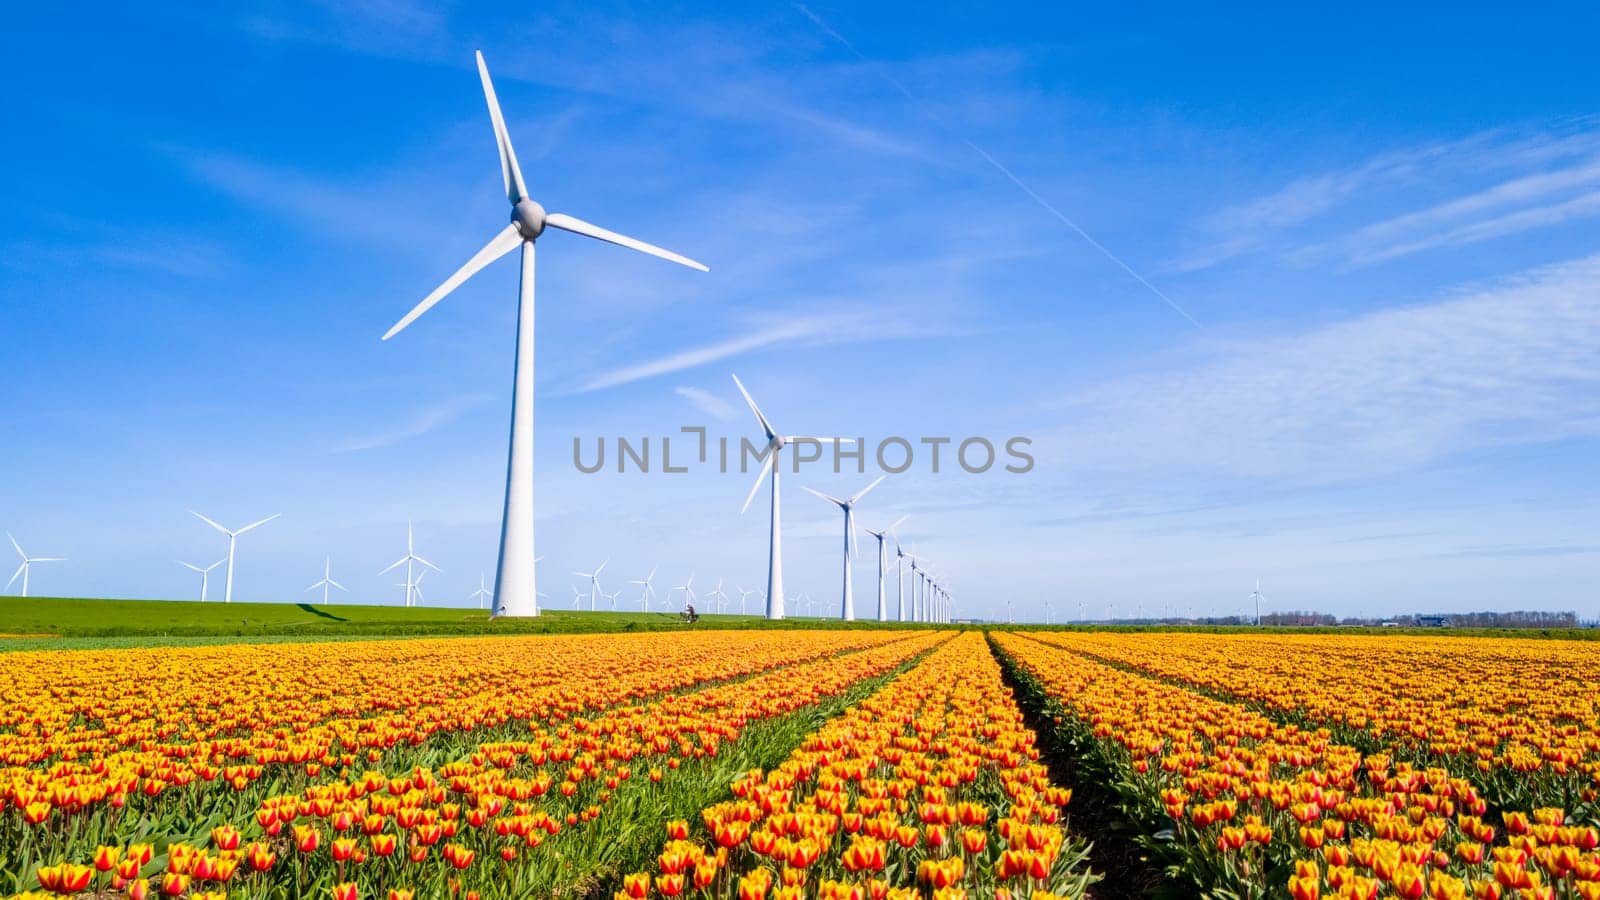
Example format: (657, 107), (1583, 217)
(381, 51), (707, 619)
(863, 515), (908, 623)
(177, 558), (224, 603)
(6, 533), (64, 598)
(305, 557), (349, 604)
(189, 512), (279, 604)
(379, 521), (440, 607)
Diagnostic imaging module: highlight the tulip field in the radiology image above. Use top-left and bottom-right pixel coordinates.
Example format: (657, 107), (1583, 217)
(3, 627), (1600, 900)
(995, 631), (1600, 900)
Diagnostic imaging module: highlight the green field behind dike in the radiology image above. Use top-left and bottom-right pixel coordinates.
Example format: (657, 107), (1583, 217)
(1, 595), (1594, 653)
(0, 595), (933, 651)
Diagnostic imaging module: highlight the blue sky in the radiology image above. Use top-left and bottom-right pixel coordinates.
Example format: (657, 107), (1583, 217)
(3, 1), (1599, 621)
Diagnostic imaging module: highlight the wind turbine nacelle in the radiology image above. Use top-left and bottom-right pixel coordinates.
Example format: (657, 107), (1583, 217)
(512, 198), (546, 240)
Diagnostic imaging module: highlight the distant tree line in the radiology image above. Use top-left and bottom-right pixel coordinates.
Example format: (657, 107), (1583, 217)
(1106, 610), (1585, 628)
(1253, 610), (1581, 628)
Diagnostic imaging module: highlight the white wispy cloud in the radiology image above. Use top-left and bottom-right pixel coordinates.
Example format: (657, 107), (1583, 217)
(1294, 157), (1600, 266)
(1177, 126), (1600, 272)
(1050, 253), (1600, 480)
(673, 386), (736, 420)
(331, 397), (485, 452)
(1353, 189), (1600, 265)
(174, 149), (483, 254)
(579, 314), (868, 392)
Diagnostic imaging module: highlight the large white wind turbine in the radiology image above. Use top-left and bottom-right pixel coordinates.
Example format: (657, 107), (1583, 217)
(379, 521), (440, 608)
(177, 558), (224, 602)
(189, 512), (279, 604)
(7, 533), (64, 599)
(381, 52), (707, 620)
(573, 559), (608, 611)
(862, 515), (909, 623)
(305, 557), (349, 605)
(731, 374), (852, 620)
(802, 475), (886, 622)
(629, 566), (658, 612)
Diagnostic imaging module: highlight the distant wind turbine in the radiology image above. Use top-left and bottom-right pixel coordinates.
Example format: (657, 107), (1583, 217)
(1250, 579), (1267, 626)
(736, 586), (755, 615)
(378, 521), (440, 607)
(630, 566), (658, 611)
(7, 533), (64, 598)
(732, 373), (851, 620)
(177, 558), (224, 602)
(909, 556), (927, 622)
(574, 559), (609, 611)
(381, 51), (707, 620)
(189, 511), (279, 604)
(305, 557), (349, 604)
(863, 514), (909, 623)
(803, 475), (886, 622)
(672, 573), (697, 610)
(470, 574), (493, 609)
(708, 579), (729, 614)
(894, 540), (921, 622)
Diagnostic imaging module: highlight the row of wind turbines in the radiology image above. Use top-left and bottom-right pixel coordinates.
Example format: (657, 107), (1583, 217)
(375, 50), (955, 622)
(177, 514), (509, 609)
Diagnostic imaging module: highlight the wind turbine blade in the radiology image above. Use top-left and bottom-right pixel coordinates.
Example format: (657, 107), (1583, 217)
(800, 486), (846, 507)
(178, 561), (203, 573)
(544, 213), (708, 272)
(305, 582), (322, 593)
(378, 557), (408, 576)
(189, 510), (231, 536)
(741, 450), (775, 514)
(849, 474), (886, 504)
(849, 513), (860, 559)
(788, 437), (856, 444)
(383, 224), (522, 340)
(234, 513), (281, 536)
(6, 532), (23, 559)
(329, 580), (348, 592)
(31, 557), (64, 563)
(887, 514), (909, 534)
(415, 556), (442, 573)
(475, 50), (528, 203)
(595, 559), (608, 576)
(730, 374), (776, 439)
(5, 563), (22, 589)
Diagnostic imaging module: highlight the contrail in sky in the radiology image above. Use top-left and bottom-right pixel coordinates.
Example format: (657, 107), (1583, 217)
(792, 3), (1202, 328)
